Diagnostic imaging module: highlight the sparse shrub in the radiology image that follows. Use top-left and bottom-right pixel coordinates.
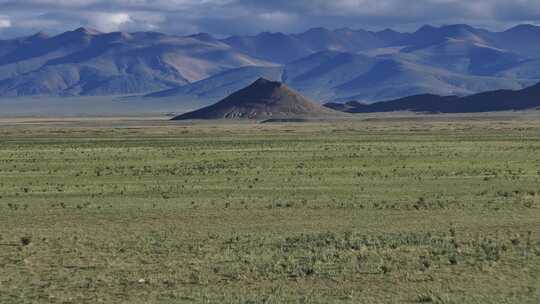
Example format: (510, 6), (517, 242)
(415, 290), (452, 304)
(20, 236), (31, 246)
(448, 255), (459, 265)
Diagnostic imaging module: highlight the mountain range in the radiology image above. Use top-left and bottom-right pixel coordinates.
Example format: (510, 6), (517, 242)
(2, 24), (540, 106)
(0, 28), (273, 96)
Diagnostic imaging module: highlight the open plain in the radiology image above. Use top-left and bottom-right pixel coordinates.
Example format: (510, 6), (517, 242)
(1, 114), (539, 303)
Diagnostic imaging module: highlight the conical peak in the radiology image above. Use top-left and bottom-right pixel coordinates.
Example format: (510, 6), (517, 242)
(172, 77), (342, 120)
(31, 31), (49, 39)
(230, 78), (289, 102)
(506, 24), (540, 33)
(73, 27), (101, 35)
(251, 78), (283, 89)
(188, 33), (216, 42)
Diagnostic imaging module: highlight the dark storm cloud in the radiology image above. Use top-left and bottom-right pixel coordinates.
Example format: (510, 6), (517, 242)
(1, 0), (540, 38)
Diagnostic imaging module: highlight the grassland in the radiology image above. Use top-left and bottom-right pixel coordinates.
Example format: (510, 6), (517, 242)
(0, 115), (539, 303)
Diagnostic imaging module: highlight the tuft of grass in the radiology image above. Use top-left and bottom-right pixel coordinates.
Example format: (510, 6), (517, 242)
(20, 236), (31, 246)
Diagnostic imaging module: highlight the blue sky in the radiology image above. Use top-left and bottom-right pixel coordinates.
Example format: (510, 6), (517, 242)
(1, 0), (540, 37)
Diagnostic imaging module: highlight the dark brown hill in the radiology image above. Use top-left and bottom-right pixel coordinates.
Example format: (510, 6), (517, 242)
(172, 78), (341, 120)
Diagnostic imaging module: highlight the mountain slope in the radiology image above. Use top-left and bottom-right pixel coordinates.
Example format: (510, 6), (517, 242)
(292, 27), (406, 53)
(172, 78), (340, 120)
(333, 58), (534, 102)
(395, 24), (492, 51)
(153, 50), (536, 105)
(0, 28), (272, 96)
(223, 27), (408, 64)
(400, 39), (526, 76)
(147, 66), (284, 99)
(494, 24), (540, 56)
(223, 32), (311, 64)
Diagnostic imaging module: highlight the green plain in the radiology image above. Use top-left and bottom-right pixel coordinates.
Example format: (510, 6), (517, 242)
(1, 116), (539, 303)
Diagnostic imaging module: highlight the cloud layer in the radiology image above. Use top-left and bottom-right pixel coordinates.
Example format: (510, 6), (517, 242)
(1, 0), (540, 37)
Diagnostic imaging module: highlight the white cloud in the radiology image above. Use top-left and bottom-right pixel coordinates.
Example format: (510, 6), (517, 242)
(2, 0), (540, 37)
(258, 11), (296, 23)
(87, 12), (132, 31)
(0, 16), (11, 29)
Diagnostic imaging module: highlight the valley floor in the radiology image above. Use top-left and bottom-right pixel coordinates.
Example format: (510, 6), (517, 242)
(1, 115), (539, 303)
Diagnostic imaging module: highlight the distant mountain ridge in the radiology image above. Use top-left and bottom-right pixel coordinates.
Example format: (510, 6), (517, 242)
(224, 27), (409, 64)
(2, 24), (540, 104)
(324, 82), (540, 113)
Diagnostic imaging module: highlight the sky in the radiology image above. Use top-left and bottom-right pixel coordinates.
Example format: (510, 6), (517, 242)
(1, 0), (540, 38)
